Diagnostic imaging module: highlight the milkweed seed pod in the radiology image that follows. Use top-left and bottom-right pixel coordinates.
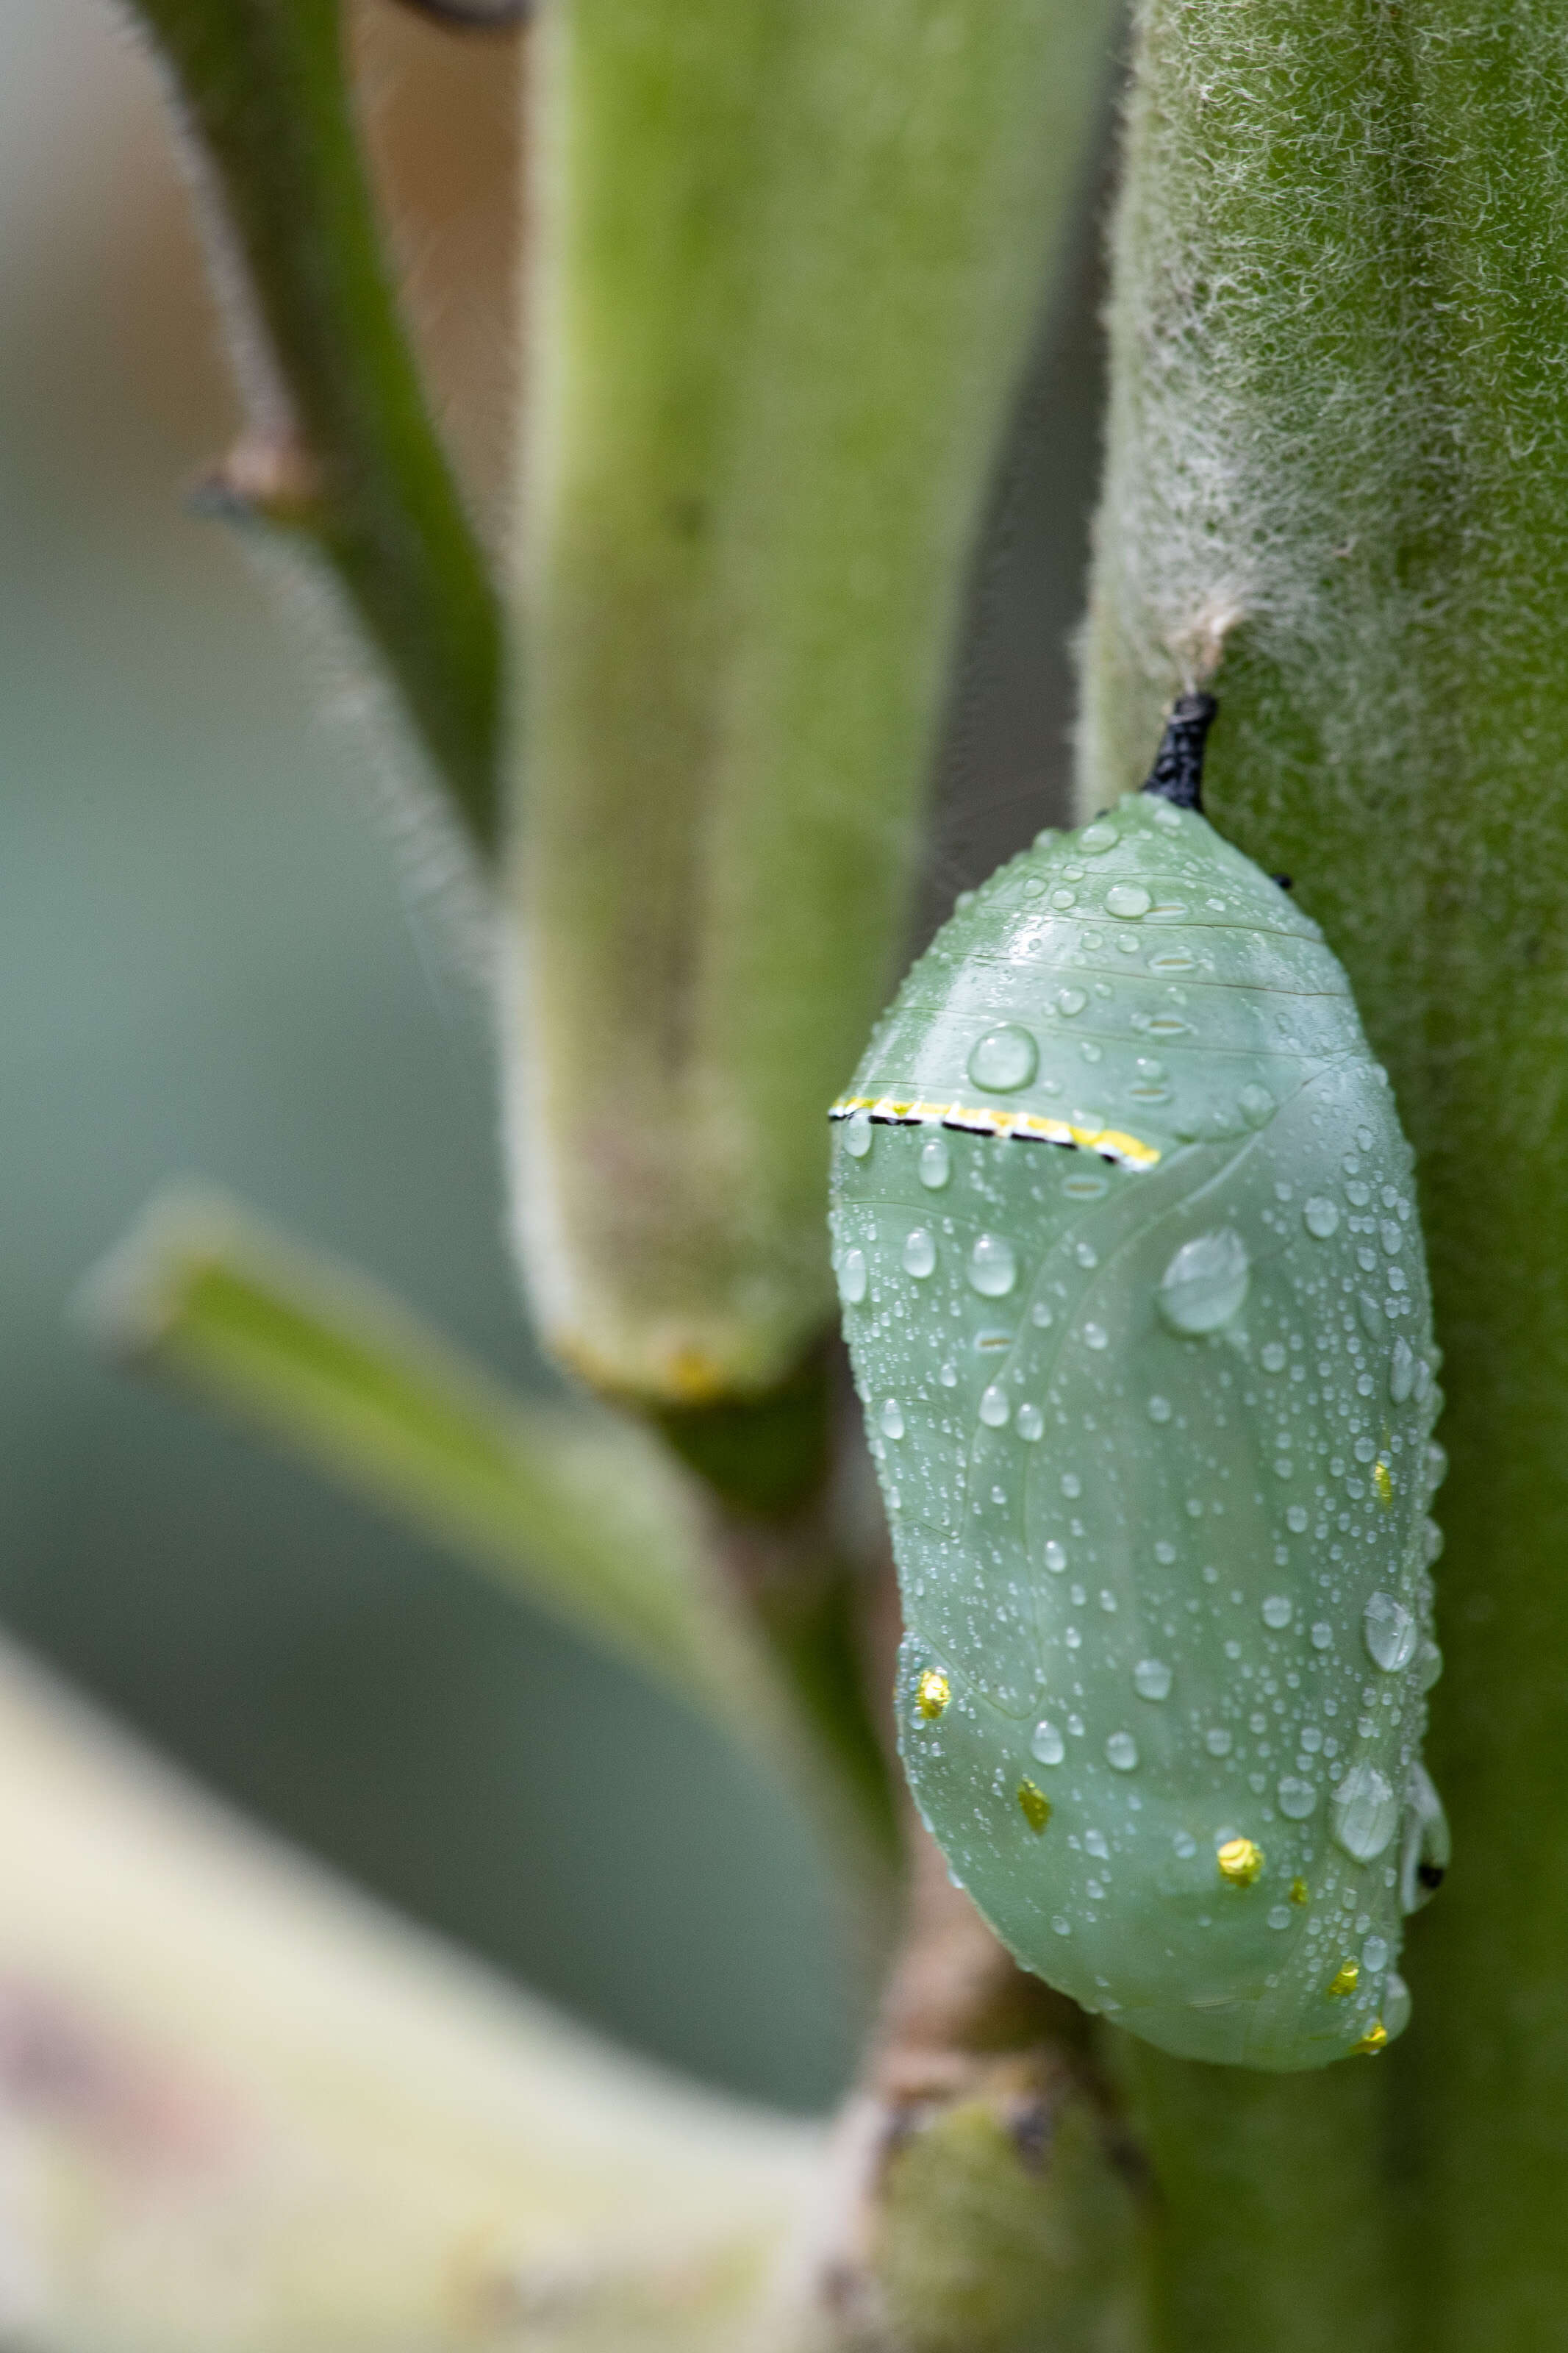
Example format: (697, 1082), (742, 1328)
(828, 697), (1446, 2070)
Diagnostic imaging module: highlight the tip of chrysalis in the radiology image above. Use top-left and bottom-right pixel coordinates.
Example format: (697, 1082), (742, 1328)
(1141, 693), (1217, 813)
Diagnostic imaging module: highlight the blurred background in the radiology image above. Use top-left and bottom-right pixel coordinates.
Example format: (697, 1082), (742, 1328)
(0, 0), (1106, 2115)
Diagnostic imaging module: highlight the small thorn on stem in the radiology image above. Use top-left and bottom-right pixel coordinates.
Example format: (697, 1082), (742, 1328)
(1141, 691), (1217, 813)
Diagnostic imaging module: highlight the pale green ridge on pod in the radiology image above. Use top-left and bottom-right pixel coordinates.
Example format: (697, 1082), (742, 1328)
(829, 791), (1446, 2071)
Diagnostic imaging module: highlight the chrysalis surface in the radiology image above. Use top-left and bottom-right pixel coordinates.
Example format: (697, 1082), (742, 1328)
(829, 753), (1445, 2070)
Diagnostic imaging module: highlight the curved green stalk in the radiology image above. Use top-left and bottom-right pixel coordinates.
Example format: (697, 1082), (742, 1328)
(127, 0), (504, 851)
(78, 1188), (895, 1910)
(506, 0), (1119, 1404)
(1082, 2), (1568, 2345)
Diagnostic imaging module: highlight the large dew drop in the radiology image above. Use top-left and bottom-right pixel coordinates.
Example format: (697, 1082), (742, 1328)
(839, 1248), (867, 1305)
(1157, 1229), (1250, 1335)
(1031, 1719), (1066, 1765)
(968, 1233), (1019, 1299)
(1134, 1657), (1173, 1701)
(918, 1133), (951, 1190)
(903, 1227), (937, 1278)
(1331, 1763), (1400, 1862)
(1363, 1590), (1417, 1672)
(968, 1024), (1039, 1093)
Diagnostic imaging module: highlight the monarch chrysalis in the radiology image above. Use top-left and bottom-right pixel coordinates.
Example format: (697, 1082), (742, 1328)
(829, 697), (1445, 2071)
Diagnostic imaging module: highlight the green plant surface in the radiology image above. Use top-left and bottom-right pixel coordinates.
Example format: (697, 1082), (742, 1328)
(1082, 2), (1568, 2344)
(504, 0), (1118, 1406)
(125, 0), (504, 851)
(874, 2096), (1141, 2353)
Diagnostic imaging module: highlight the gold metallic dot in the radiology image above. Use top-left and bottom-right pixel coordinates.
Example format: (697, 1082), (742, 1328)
(1327, 1960), (1360, 1999)
(916, 1669), (951, 1721)
(1217, 1836), (1264, 1887)
(1355, 2022), (1389, 2056)
(1373, 1459), (1393, 1507)
(1016, 1779), (1051, 1835)
(1289, 1877), (1310, 1906)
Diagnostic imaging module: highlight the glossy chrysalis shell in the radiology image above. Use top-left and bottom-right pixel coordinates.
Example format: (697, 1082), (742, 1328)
(829, 699), (1446, 2070)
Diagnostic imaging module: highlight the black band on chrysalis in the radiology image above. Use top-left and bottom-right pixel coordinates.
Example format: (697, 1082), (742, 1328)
(384, 0), (529, 28)
(1141, 692), (1217, 814)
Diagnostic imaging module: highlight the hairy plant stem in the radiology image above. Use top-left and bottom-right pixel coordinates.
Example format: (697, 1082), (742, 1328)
(127, 0), (504, 851)
(506, 0), (1119, 1404)
(1083, 2), (1568, 2345)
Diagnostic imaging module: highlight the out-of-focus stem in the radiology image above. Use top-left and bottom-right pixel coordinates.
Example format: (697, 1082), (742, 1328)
(506, 0), (1120, 1404)
(78, 1188), (898, 1921)
(128, 0), (505, 851)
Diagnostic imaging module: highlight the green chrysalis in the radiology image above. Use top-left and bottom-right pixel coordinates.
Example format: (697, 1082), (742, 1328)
(829, 698), (1445, 2071)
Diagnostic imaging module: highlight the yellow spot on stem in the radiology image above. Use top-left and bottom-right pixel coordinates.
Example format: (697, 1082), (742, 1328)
(916, 1669), (951, 1721)
(1373, 1459), (1393, 1507)
(667, 1346), (725, 1403)
(1328, 1960), (1360, 1999)
(1217, 1837), (1264, 1887)
(1355, 2022), (1389, 2056)
(1017, 1779), (1051, 1835)
(1289, 1877), (1310, 1906)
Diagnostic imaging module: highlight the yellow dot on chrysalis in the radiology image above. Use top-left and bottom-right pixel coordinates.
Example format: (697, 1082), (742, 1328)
(1373, 1459), (1393, 1507)
(1217, 1837), (1264, 1886)
(917, 1669), (951, 1721)
(1017, 1779), (1051, 1835)
(1289, 1877), (1310, 1906)
(1328, 1960), (1360, 1999)
(1356, 2022), (1389, 2056)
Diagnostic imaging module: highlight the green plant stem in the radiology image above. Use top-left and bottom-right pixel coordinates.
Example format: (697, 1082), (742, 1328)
(505, 0), (1118, 1404)
(1114, 2048), (1392, 2353)
(1084, 3), (1568, 2346)
(77, 1190), (860, 1820)
(127, 0), (504, 851)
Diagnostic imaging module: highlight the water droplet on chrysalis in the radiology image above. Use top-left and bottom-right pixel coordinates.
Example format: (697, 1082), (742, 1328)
(968, 1234), (1018, 1298)
(1158, 1229), (1250, 1334)
(1332, 1763), (1400, 1862)
(1363, 1591), (1417, 1672)
(968, 1024), (1039, 1093)
(903, 1227), (937, 1278)
(918, 1133), (951, 1190)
